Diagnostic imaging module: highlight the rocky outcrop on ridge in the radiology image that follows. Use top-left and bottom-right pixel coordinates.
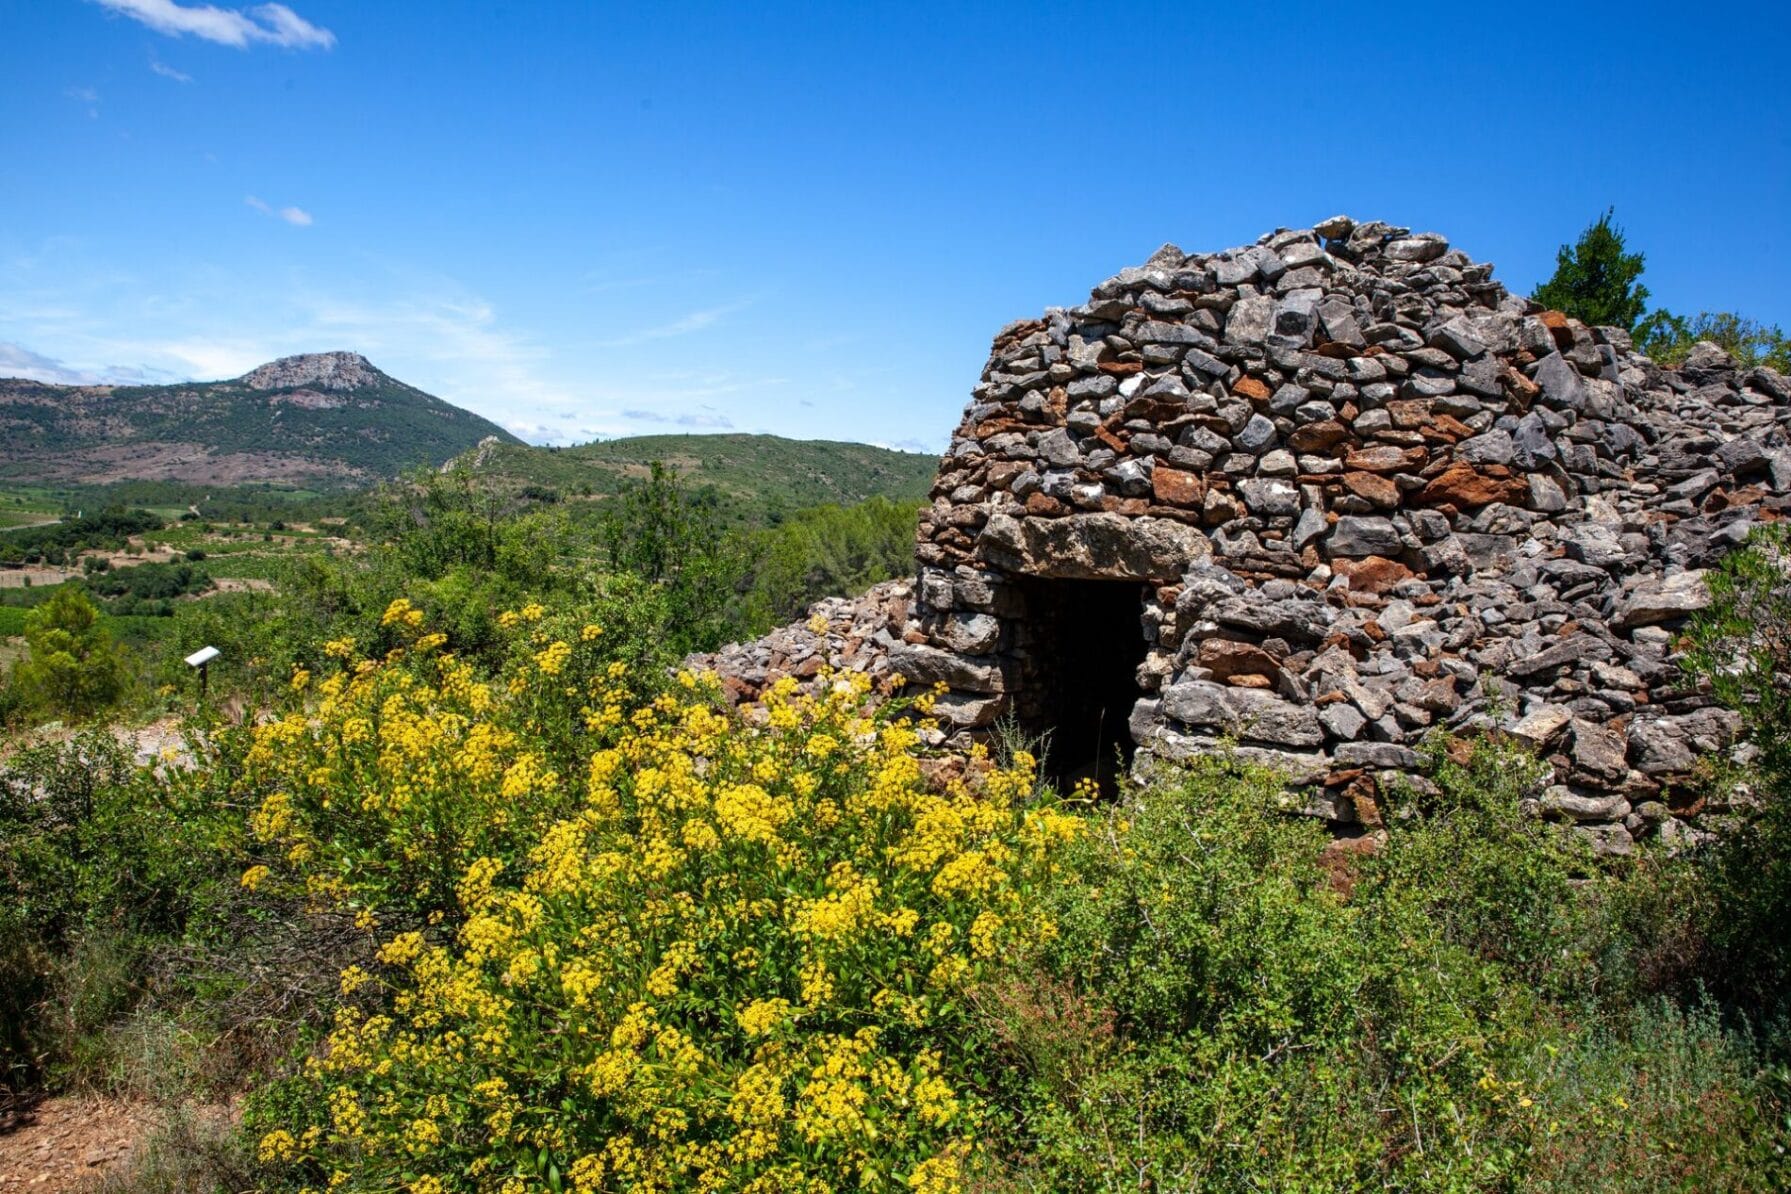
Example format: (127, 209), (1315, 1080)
(693, 217), (1791, 854)
(237, 351), (386, 392)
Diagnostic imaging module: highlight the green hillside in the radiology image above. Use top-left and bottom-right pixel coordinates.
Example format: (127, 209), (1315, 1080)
(461, 433), (939, 517)
(0, 351), (519, 491)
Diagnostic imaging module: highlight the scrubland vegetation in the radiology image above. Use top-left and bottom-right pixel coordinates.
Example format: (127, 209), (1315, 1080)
(0, 463), (919, 728)
(4, 452), (1791, 1190)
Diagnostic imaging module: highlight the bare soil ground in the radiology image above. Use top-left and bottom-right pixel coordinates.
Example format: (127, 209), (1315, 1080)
(209, 577), (275, 594)
(0, 545), (181, 590)
(0, 1097), (153, 1191)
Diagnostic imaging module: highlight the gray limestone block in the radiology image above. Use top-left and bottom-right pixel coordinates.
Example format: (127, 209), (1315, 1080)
(1612, 571), (1710, 629)
(1456, 430), (1515, 467)
(1327, 516), (1402, 558)
(888, 643), (1012, 694)
(1235, 413), (1279, 454)
(1383, 233), (1449, 262)
(1533, 351), (1589, 411)
(1160, 679), (1324, 748)
(1225, 294), (1276, 345)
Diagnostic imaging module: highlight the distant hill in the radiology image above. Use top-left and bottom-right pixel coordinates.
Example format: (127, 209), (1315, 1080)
(456, 433), (939, 515)
(0, 352), (520, 490)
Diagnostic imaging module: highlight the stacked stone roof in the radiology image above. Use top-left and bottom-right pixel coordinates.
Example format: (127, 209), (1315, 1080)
(693, 217), (1791, 853)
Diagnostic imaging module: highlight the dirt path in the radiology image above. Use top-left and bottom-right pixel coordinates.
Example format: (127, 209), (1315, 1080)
(0, 1097), (152, 1191)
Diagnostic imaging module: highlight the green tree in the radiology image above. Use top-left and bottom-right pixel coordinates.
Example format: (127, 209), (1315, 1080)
(739, 497), (921, 629)
(600, 461), (744, 654)
(1533, 208), (1651, 331)
(11, 587), (129, 719)
(1635, 309), (1791, 371)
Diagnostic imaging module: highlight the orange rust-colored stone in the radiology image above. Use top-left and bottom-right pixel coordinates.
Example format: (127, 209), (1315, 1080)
(1232, 376), (1271, 401)
(1333, 554), (1415, 596)
(1386, 399), (1433, 429)
(1197, 637), (1283, 682)
(1319, 832), (1380, 898)
(1094, 425), (1128, 453)
(1342, 471), (1400, 508)
(1344, 444), (1427, 473)
(1417, 462), (1528, 508)
(1504, 366), (1540, 400)
(1288, 419), (1350, 453)
(1151, 465), (1206, 507)
(1428, 414), (1474, 442)
(1538, 309), (1575, 350)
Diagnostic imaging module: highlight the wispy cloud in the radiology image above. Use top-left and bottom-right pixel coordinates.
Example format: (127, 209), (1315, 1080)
(621, 408), (735, 429)
(64, 86), (101, 117)
(95, 0), (336, 51)
(150, 59), (194, 83)
(597, 300), (753, 349)
(881, 437), (942, 455)
(245, 195), (313, 226)
(0, 342), (104, 385)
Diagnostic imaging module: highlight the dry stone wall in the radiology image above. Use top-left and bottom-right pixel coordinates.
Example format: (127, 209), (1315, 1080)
(692, 217), (1791, 854)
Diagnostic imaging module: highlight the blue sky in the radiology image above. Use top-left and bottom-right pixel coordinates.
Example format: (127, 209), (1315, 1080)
(3, 1), (1787, 451)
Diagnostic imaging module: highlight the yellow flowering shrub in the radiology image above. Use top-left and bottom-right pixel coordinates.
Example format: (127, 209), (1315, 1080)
(247, 608), (1084, 1192)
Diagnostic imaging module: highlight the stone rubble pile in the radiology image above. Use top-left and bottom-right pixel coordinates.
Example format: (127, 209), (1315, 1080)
(694, 218), (1791, 853)
(689, 581), (914, 702)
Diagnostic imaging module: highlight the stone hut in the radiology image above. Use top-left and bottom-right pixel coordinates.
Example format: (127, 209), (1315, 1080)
(693, 217), (1791, 853)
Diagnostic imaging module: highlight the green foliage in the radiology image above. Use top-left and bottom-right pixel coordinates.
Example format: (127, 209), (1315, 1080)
(84, 561), (213, 616)
(980, 743), (1788, 1189)
(1533, 208), (1651, 331)
(599, 462), (744, 655)
(4, 558), (1790, 1187)
(1636, 309), (1791, 371)
(0, 507), (162, 567)
(10, 587), (129, 719)
(738, 497), (921, 629)
(464, 433), (937, 525)
(360, 466), (559, 585)
(1677, 525), (1791, 1022)
(0, 733), (233, 1092)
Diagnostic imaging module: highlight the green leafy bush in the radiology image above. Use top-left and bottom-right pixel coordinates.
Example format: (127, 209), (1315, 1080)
(976, 743), (1788, 1190)
(9, 587), (130, 719)
(0, 733), (233, 1093)
(1636, 310), (1791, 372)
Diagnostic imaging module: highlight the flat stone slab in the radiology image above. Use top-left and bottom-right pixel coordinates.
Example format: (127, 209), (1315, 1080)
(976, 512), (1210, 581)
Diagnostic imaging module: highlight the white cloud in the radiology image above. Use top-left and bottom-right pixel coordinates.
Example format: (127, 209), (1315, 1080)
(245, 195), (314, 226)
(249, 3), (333, 48)
(0, 245), (813, 446)
(148, 337), (272, 378)
(0, 342), (104, 385)
(96, 0), (335, 50)
(150, 59), (194, 83)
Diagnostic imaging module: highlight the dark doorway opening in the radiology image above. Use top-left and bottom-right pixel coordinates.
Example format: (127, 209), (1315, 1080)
(1013, 578), (1151, 796)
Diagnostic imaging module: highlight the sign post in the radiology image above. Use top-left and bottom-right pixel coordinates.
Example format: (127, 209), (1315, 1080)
(185, 645), (220, 700)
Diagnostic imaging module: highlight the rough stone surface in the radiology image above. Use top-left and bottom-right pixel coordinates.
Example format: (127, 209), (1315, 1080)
(692, 218), (1791, 853)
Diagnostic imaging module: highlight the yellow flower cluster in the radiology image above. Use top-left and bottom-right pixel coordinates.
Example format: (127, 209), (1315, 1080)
(244, 606), (1083, 1192)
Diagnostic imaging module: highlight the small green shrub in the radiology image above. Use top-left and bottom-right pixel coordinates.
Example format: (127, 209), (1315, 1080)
(977, 740), (1789, 1190)
(9, 587), (130, 719)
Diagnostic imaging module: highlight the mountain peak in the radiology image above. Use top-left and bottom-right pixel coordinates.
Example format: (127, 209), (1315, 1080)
(238, 351), (385, 392)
